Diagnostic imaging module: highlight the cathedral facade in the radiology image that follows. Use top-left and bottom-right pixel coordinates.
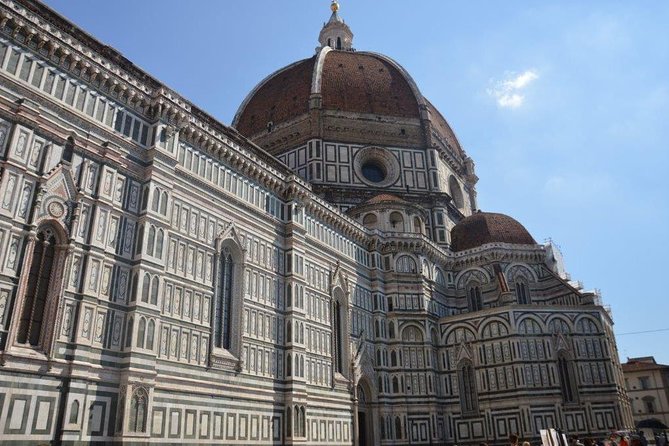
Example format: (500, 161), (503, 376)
(0, 0), (632, 444)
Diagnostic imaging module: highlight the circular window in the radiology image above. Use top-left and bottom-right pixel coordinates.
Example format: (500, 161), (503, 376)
(361, 161), (386, 183)
(353, 147), (400, 187)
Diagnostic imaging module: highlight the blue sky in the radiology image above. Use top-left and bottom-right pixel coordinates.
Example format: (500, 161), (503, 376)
(43, 1), (669, 363)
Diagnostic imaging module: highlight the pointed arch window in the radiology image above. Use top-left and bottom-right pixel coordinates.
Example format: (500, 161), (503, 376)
(141, 273), (150, 303)
(18, 224), (64, 347)
(125, 317), (133, 348)
(333, 299), (343, 373)
(129, 387), (148, 433)
(467, 285), (482, 312)
(515, 281), (530, 304)
(458, 360), (478, 415)
(557, 351), (578, 403)
(150, 277), (159, 305)
(215, 247), (234, 349)
(146, 320), (155, 350)
(136, 318), (146, 348)
(68, 400), (79, 424)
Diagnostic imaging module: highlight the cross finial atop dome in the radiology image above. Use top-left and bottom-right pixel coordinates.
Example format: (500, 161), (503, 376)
(318, 0), (354, 52)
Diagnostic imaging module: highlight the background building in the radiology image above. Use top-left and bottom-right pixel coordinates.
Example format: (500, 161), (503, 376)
(623, 357), (669, 433)
(0, 0), (632, 444)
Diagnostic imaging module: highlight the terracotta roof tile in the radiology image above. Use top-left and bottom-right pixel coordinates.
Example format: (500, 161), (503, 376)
(451, 212), (536, 252)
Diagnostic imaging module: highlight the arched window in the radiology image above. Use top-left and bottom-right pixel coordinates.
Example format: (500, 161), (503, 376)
(389, 212), (404, 231)
(129, 388), (148, 433)
(458, 360), (478, 415)
(147, 226), (156, 256)
(557, 351), (577, 403)
(141, 273), (150, 303)
(68, 400), (79, 424)
(146, 320), (155, 350)
(135, 225), (144, 255)
(125, 317), (133, 348)
(151, 189), (160, 212)
(130, 273), (138, 302)
(515, 281), (529, 304)
(215, 248), (234, 349)
(336, 37), (342, 50)
(155, 229), (164, 259)
(362, 213), (377, 228)
(17, 224), (64, 347)
(392, 376), (399, 393)
(396, 255), (417, 273)
(137, 318), (146, 348)
(467, 285), (482, 312)
(160, 191), (168, 215)
(413, 216), (423, 234)
(286, 353), (292, 376)
(395, 417), (402, 439)
(286, 322), (292, 344)
(286, 284), (292, 307)
(389, 321), (396, 339)
(449, 175), (464, 209)
(391, 350), (398, 367)
(286, 407), (292, 438)
(333, 299), (343, 373)
(435, 268), (446, 286)
(150, 277), (159, 305)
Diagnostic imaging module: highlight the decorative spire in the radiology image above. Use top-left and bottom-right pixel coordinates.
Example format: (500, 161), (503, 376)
(318, 0), (354, 52)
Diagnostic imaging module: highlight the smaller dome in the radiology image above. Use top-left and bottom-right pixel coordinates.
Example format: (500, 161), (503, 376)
(451, 212), (536, 252)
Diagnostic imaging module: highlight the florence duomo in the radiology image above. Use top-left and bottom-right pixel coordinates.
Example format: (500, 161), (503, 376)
(0, 0), (635, 445)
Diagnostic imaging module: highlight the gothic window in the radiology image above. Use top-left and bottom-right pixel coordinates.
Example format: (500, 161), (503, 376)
(391, 350), (398, 367)
(160, 191), (168, 215)
(130, 273), (138, 302)
(129, 388), (148, 433)
(458, 360), (478, 415)
(215, 248), (234, 350)
(557, 351), (578, 403)
(449, 175), (464, 209)
(395, 417), (402, 439)
(17, 224), (65, 348)
(155, 229), (164, 259)
(147, 320), (155, 350)
(435, 268), (446, 286)
(396, 255), (417, 273)
(392, 376), (399, 393)
(147, 225), (156, 255)
(135, 225), (144, 255)
(141, 273), (150, 303)
(333, 299), (343, 373)
(150, 277), (159, 305)
(413, 216), (423, 234)
(515, 280), (530, 304)
(286, 322), (292, 344)
(467, 285), (482, 312)
(286, 406), (292, 438)
(336, 37), (342, 50)
(125, 317), (133, 348)
(68, 400), (79, 424)
(389, 321), (395, 339)
(151, 189), (160, 212)
(137, 318), (146, 348)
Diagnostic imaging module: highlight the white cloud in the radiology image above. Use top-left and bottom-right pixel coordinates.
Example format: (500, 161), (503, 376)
(488, 70), (539, 109)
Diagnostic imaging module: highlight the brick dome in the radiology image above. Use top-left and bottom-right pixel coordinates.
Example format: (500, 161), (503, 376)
(232, 48), (463, 156)
(450, 212), (536, 252)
